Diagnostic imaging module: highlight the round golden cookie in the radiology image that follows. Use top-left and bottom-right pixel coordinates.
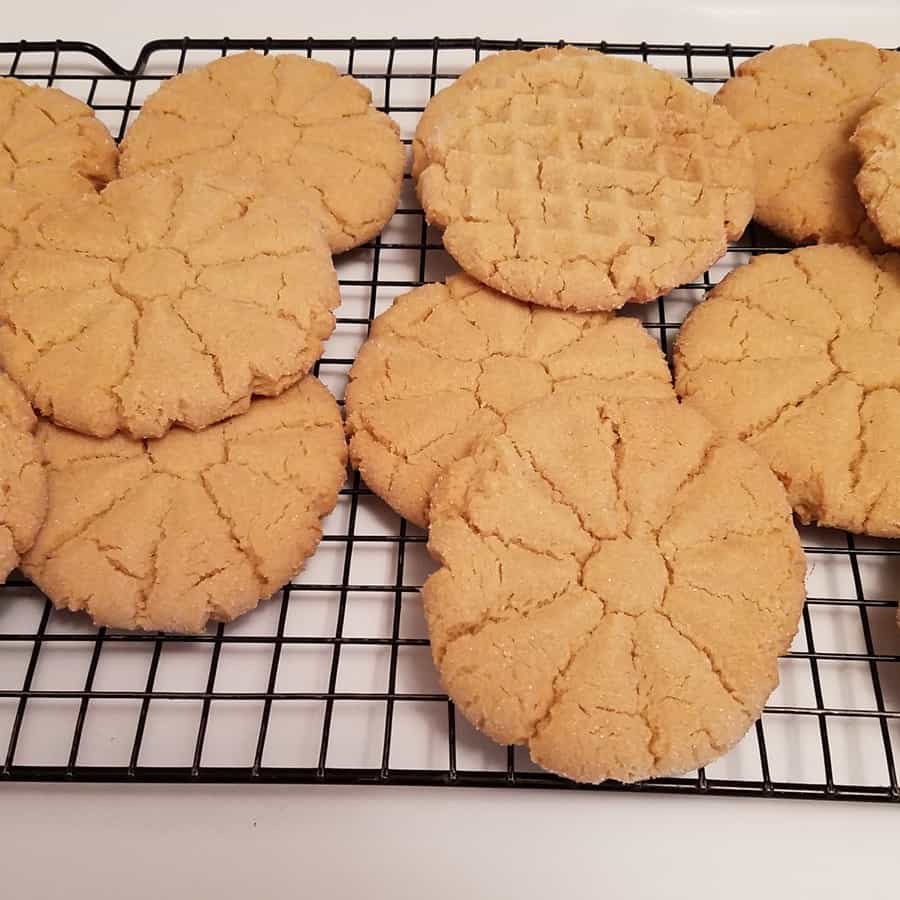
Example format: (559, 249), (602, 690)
(413, 46), (754, 312)
(424, 393), (805, 783)
(0, 76), (118, 261)
(0, 373), (47, 583)
(345, 273), (675, 527)
(23, 377), (347, 633)
(675, 245), (900, 537)
(716, 39), (900, 247)
(852, 78), (900, 247)
(120, 50), (404, 254)
(0, 169), (340, 440)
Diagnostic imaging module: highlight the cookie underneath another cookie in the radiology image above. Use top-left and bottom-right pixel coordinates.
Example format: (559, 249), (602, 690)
(22, 378), (346, 633)
(0, 169), (339, 440)
(0, 374), (47, 583)
(852, 78), (900, 247)
(424, 393), (805, 783)
(675, 244), (900, 537)
(345, 273), (674, 527)
(717, 38), (900, 247)
(120, 50), (405, 254)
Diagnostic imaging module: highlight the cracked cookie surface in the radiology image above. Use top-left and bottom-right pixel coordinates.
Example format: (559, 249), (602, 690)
(413, 46), (753, 311)
(716, 38), (900, 247)
(0, 373), (47, 583)
(0, 76), (117, 263)
(23, 377), (346, 632)
(120, 50), (405, 254)
(424, 393), (805, 783)
(852, 77), (900, 247)
(345, 273), (675, 527)
(0, 168), (340, 439)
(675, 244), (900, 537)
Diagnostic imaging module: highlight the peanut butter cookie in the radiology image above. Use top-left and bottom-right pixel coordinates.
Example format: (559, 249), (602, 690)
(0, 169), (339, 439)
(414, 46), (753, 311)
(0, 76), (117, 262)
(23, 377), (346, 632)
(424, 393), (805, 783)
(675, 244), (900, 536)
(120, 51), (404, 253)
(717, 39), (900, 247)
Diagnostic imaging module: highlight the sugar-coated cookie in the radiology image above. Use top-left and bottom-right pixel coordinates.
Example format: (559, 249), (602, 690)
(424, 393), (805, 783)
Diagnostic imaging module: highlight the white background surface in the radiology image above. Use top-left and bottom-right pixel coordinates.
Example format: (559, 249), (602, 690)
(2, 2), (899, 898)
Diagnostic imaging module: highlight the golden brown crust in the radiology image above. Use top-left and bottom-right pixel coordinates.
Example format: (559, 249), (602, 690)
(345, 273), (674, 526)
(423, 393), (805, 783)
(414, 46), (754, 311)
(716, 38), (900, 247)
(0, 76), (117, 263)
(0, 169), (340, 440)
(23, 377), (347, 632)
(0, 373), (47, 583)
(675, 244), (900, 537)
(120, 51), (405, 253)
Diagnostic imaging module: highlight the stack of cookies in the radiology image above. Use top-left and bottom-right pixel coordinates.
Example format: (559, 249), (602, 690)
(0, 52), (405, 630)
(346, 41), (899, 785)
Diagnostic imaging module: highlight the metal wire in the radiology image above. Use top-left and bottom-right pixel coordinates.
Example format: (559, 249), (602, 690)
(0, 38), (898, 802)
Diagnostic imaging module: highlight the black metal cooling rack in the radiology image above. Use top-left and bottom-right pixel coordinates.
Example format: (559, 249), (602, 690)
(0, 37), (899, 802)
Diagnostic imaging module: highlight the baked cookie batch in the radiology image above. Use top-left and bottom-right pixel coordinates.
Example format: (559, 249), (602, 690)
(1, 39), (898, 785)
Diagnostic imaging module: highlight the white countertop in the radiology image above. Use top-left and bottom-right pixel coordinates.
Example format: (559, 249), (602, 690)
(2, 2), (898, 897)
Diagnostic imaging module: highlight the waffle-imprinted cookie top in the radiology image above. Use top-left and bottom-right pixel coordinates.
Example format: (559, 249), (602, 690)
(414, 47), (754, 311)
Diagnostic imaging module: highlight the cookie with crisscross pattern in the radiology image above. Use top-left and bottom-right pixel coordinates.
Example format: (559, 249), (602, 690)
(414, 46), (753, 311)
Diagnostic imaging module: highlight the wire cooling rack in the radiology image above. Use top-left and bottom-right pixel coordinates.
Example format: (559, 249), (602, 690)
(0, 37), (898, 802)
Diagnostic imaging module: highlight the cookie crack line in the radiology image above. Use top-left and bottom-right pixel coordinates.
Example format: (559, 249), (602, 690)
(528, 616), (608, 744)
(434, 577), (581, 665)
(135, 493), (177, 628)
(505, 414), (608, 545)
(32, 474), (154, 565)
(197, 473), (267, 592)
(657, 571), (751, 718)
(171, 307), (227, 397)
(632, 625), (662, 769)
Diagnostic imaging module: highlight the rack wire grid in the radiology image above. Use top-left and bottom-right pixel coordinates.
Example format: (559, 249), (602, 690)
(0, 37), (898, 802)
